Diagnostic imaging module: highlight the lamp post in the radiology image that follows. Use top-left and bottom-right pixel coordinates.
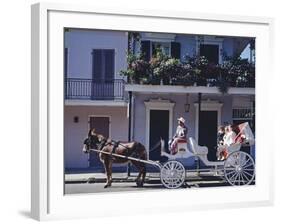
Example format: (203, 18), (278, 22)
(197, 92), (202, 175)
(127, 91), (132, 177)
(185, 93), (190, 112)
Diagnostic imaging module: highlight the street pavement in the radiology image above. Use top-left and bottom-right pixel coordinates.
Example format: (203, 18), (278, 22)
(65, 172), (231, 194)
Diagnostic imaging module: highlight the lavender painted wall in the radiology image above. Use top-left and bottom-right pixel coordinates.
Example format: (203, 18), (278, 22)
(175, 35), (197, 60)
(64, 106), (128, 169)
(223, 38), (235, 58)
(133, 94), (233, 143)
(65, 29), (128, 79)
(132, 93), (235, 166)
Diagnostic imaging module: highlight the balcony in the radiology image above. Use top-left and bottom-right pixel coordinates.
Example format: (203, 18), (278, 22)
(124, 84), (255, 95)
(65, 78), (125, 101)
(120, 54), (255, 94)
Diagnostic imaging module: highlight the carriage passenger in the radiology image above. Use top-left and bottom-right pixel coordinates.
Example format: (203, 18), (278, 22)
(169, 117), (188, 155)
(216, 126), (225, 160)
(217, 125), (237, 160)
(224, 125), (237, 146)
(217, 126), (225, 146)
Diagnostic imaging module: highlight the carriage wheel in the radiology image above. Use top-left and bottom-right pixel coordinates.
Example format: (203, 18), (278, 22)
(224, 151), (255, 186)
(160, 160), (185, 189)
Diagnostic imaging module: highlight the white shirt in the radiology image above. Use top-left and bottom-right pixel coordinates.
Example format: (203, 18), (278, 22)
(175, 125), (187, 138)
(223, 131), (237, 146)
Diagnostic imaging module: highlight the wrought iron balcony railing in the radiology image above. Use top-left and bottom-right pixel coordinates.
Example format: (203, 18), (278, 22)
(65, 78), (125, 100)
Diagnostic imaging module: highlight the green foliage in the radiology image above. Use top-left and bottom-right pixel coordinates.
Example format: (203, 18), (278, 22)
(120, 50), (255, 92)
(221, 57), (255, 88)
(120, 51), (150, 83)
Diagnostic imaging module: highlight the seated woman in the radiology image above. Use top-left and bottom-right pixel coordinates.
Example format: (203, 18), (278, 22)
(216, 125), (225, 160)
(169, 117), (188, 155)
(217, 124), (237, 160)
(224, 124), (237, 146)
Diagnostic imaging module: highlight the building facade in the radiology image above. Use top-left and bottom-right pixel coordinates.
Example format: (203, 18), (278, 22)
(64, 29), (255, 171)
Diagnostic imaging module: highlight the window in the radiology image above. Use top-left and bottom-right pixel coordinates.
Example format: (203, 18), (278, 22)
(91, 49), (115, 100)
(141, 40), (180, 61)
(232, 108), (255, 133)
(200, 44), (219, 64)
(152, 42), (171, 57)
(233, 108), (252, 120)
(92, 49), (115, 81)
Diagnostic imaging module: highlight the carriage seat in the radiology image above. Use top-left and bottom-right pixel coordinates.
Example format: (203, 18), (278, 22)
(177, 139), (188, 152)
(177, 139), (188, 153)
(177, 139), (187, 143)
(188, 137), (208, 155)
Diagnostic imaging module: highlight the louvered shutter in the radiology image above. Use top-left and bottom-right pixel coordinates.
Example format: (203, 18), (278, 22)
(104, 49), (115, 81)
(200, 44), (219, 64)
(171, 42), (181, 59)
(92, 49), (102, 81)
(141, 40), (151, 61)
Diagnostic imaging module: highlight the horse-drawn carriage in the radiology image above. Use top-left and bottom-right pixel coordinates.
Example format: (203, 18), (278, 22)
(159, 122), (255, 188)
(84, 122), (255, 189)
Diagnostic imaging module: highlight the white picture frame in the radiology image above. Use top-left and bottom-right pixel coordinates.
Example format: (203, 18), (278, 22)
(31, 2), (275, 221)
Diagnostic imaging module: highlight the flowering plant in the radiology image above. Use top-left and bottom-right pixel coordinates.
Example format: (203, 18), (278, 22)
(120, 50), (255, 92)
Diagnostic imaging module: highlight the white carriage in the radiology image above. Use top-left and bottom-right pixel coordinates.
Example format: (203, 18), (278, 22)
(159, 122), (255, 189)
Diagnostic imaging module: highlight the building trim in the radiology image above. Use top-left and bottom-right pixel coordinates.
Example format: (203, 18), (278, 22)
(87, 115), (112, 167)
(125, 84), (255, 95)
(194, 100), (223, 142)
(144, 99), (175, 157)
(65, 100), (127, 107)
(88, 115), (112, 138)
(141, 33), (176, 42)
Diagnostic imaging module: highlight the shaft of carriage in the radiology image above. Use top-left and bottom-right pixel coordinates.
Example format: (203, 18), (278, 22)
(88, 148), (162, 170)
(89, 148), (187, 189)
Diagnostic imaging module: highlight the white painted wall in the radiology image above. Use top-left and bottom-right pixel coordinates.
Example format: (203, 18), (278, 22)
(64, 106), (128, 168)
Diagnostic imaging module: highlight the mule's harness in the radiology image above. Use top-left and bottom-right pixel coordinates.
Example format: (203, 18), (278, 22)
(91, 138), (145, 162)
(95, 139), (130, 156)
(87, 138), (162, 169)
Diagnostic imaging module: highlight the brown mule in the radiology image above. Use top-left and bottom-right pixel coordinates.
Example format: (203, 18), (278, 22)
(83, 134), (147, 188)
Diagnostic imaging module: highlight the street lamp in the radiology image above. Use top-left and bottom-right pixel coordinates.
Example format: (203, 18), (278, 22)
(184, 94), (190, 112)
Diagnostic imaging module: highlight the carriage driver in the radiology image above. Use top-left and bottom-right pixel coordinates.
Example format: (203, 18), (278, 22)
(169, 117), (188, 155)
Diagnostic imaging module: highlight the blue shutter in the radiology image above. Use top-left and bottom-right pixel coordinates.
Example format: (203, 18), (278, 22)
(141, 40), (151, 61)
(92, 49), (102, 81)
(171, 42), (181, 59)
(64, 48), (68, 77)
(104, 49), (115, 81)
(200, 44), (219, 64)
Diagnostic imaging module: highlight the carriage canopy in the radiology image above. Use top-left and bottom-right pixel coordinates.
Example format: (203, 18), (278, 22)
(236, 122), (255, 146)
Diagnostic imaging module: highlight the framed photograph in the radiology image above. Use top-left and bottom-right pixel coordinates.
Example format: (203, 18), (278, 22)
(31, 2), (274, 221)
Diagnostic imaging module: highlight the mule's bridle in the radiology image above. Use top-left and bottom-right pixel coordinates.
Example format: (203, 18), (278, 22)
(96, 139), (108, 151)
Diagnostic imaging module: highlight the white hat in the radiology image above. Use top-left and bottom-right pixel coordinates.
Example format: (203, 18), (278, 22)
(177, 117), (185, 123)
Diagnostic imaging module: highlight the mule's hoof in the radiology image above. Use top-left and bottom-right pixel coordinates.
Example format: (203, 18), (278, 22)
(104, 183), (111, 188)
(136, 180), (143, 187)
